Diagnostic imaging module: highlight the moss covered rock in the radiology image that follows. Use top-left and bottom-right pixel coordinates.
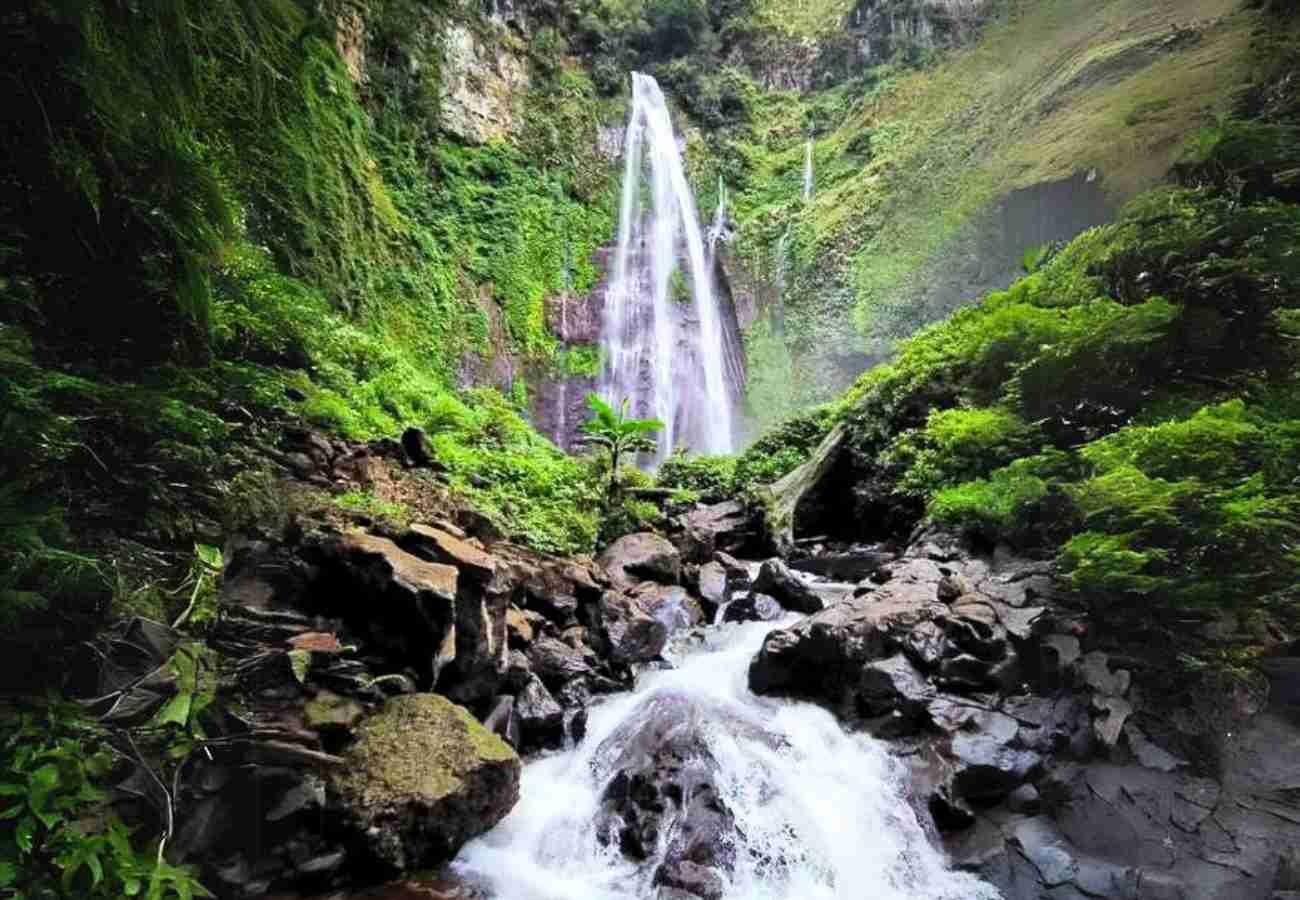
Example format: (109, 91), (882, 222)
(330, 693), (521, 873)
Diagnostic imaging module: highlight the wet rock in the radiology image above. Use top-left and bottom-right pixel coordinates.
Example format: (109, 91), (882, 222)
(788, 545), (894, 582)
(751, 559), (825, 614)
(654, 860), (724, 900)
(515, 674), (564, 751)
(635, 584), (705, 633)
(858, 654), (934, 718)
(722, 592), (783, 623)
(330, 694), (520, 873)
(594, 692), (739, 879)
(937, 574), (969, 602)
(600, 533), (681, 588)
(749, 593), (943, 718)
(1123, 724), (1187, 773)
(598, 591), (669, 664)
(505, 607), (537, 648)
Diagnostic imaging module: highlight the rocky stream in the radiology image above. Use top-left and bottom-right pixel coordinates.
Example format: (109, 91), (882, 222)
(109, 431), (1300, 900)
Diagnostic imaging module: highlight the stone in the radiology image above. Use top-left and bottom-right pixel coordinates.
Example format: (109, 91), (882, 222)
(858, 654), (934, 718)
(679, 500), (758, 563)
(697, 561), (728, 620)
(722, 592), (784, 623)
(483, 695), (520, 749)
(788, 545), (895, 581)
(526, 636), (591, 689)
(315, 534), (458, 684)
(505, 607), (535, 647)
(599, 533), (682, 588)
(266, 777), (325, 822)
(1080, 652), (1131, 697)
(950, 732), (1042, 801)
(903, 620), (951, 670)
(330, 694), (520, 873)
(748, 593), (943, 717)
(1007, 783), (1041, 814)
(751, 559), (825, 614)
(1090, 695), (1133, 751)
(654, 860), (725, 900)
(634, 584), (704, 633)
(401, 524), (496, 583)
(1123, 724), (1187, 773)
(295, 850), (346, 877)
(401, 427), (436, 468)
(515, 674), (564, 751)
(1011, 817), (1078, 887)
(598, 591), (668, 664)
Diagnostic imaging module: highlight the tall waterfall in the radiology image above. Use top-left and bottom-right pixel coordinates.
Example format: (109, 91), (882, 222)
(599, 73), (736, 461)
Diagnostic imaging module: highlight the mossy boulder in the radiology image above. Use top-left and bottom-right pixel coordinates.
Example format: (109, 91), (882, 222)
(330, 693), (521, 873)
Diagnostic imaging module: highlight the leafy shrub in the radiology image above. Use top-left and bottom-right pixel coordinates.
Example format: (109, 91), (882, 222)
(885, 407), (1037, 499)
(656, 452), (738, 503)
(733, 404), (838, 488)
(0, 705), (210, 899)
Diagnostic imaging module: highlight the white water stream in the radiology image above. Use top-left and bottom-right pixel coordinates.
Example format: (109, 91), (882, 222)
(599, 73), (735, 461)
(455, 619), (1001, 900)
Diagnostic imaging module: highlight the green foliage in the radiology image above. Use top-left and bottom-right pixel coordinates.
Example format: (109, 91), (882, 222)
(733, 404), (839, 488)
(334, 492), (410, 527)
(578, 394), (664, 502)
(656, 452), (739, 503)
(886, 407), (1038, 499)
(0, 705), (211, 899)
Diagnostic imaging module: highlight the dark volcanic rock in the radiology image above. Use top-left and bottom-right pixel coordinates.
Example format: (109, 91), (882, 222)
(722, 592), (784, 623)
(514, 674), (564, 751)
(751, 559), (825, 614)
(678, 500), (759, 563)
(599, 533), (681, 588)
(597, 591), (669, 664)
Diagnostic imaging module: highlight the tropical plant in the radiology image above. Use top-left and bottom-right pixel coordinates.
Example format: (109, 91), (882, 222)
(577, 394), (663, 502)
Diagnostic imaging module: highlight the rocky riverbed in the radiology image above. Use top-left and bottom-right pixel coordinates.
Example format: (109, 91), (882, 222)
(110, 432), (1299, 899)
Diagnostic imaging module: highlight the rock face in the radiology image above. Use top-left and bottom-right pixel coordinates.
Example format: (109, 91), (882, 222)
(438, 24), (529, 144)
(330, 694), (521, 873)
(751, 558), (826, 614)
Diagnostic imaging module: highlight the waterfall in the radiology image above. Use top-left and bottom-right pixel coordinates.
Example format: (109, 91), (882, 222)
(707, 175), (729, 261)
(455, 618), (1002, 900)
(599, 73), (735, 461)
(803, 140), (814, 201)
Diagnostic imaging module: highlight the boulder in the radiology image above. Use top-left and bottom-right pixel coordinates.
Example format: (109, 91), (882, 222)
(633, 584), (705, 633)
(313, 534), (458, 685)
(514, 674), (564, 751)
(597, 591), (669, 664)
(678, 500), (757, 563)
(752, 559), (825, 614)
(599, 533), (681, 588)
(858, 654), (934, 718)
(722, 592), (783, 623)
(400, 525), (496, 583)
(483, 695), (520, 749)
(330, 694), (520, 873)
(950, 731), (1042, 802)
(749, 593), (944, 718)
(696, 561), (728, 621)
(526, 636), (591, 689)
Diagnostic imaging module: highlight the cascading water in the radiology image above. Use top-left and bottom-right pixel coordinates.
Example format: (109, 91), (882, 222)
(707, 175), (729, 261)
(599, 73), (735, 461)
(803, 140), (814, 201)
(455, 618), (1001, 900)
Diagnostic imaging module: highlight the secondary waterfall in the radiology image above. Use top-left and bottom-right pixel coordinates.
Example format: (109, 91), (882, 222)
(455, 618), (1001, 900)
(599, 73), (736, 461)
(803, 140), (814, 201)
(707, 176), (729, 260)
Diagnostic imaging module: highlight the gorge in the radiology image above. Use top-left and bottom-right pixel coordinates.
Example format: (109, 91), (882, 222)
(1, 2), (1298, 900)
